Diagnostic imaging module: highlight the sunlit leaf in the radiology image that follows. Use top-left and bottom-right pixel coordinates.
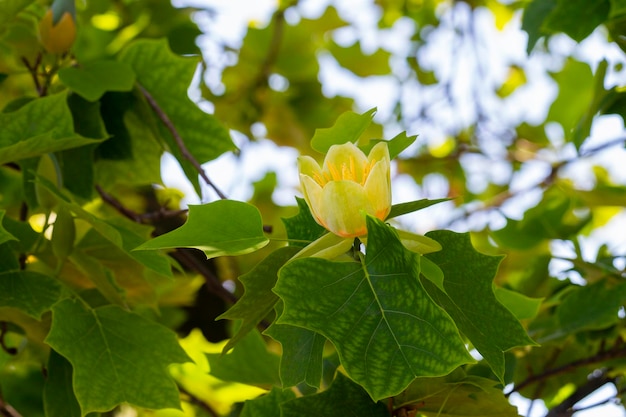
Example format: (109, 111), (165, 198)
(0, 91), (106, 164)
(275, 216), (472, 400)
(494, 287), (543, 321)
(46, 299), (192, 414)
(387, 198), (450, 220)
(310, 108), (376, 153)
(135, 200), (269, 259)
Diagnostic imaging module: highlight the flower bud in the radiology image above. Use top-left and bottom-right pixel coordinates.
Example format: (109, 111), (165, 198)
(298, 142), (391, 238)
(38, 0), (76, 54)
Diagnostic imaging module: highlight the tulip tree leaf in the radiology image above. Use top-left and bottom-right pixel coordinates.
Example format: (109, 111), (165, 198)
(387, 198), (450, 220)
(557, 279), (626, 335)
(275, 216), (472, 401)
(0, 91), (106, 164)
(58, 61), (136, 102)
(45, 298), (192, 415)
(310, 108), (376, 153)
(0, 271), (62, 318)
(282, 197), (326, 247)
(264, 302), (326, 389)
(393, 374), (520, 417)
(119, 39), (235, 193)
(521, 0), (557, 54)
(360, 131), (418, 159)
(327, 40), (391, 77)
(218, 246), (300, 353)
(0, 210), (17, 245)
(424, 231), (536, 382)
(281, 372), (388, 417)
(494, 287), (543, 321)
(135, 200), (269, 258)
(44, 350), (81, 417)
(206, 329), (280, 388)
(240, 387), (296, 417)
(543, 0), (610, 43)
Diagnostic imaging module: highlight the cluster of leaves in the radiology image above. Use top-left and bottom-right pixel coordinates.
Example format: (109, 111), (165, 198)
(0, 1), (626, 417)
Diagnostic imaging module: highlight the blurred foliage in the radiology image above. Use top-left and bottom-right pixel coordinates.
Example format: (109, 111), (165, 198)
(1, 0), (626, 416)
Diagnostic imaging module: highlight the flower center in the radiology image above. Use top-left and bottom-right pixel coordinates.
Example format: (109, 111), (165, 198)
(312, 156), (377, 187)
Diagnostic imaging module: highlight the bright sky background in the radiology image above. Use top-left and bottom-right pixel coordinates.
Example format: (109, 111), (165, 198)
(164, 2), (626, 415)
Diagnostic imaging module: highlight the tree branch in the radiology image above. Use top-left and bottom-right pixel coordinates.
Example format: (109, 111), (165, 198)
(0, 395), (22, 417)
(137, 83), (228, 200)
(545, 371), (615, 417)
(506, 340), (626, 396)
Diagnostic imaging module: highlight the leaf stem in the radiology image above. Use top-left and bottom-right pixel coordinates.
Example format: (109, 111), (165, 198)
(136, 83), (228, 200)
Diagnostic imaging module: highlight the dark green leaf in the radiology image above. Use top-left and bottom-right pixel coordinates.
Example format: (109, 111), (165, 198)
(275, 217), (472, 400)
(557, 280), (626, 336)
(0, 210), (17, 245)
(240, 388), (296, 417)
(44, 350), (81, 417)
(425, 231), (536, 382)
(521, 0), (557, 54)
(610, 0), (626, 18)
(119, 39), (234, 193)
(387, 198), (450, 220)
(310, 108), (376, 153)
(0, 271), (62, 318)
(135, 200), (269, 259)
(281, 373), (388, 417)
(58, 61), (136, 102)
(218, 246), (300, 353)
(45, 299), (191, 414)
(281, 197), (326, 247)
(206, 329), (280, 388)
(543, 0), (610, 42)
(0, 92), (106, 164)
(264, 302), (326, 389)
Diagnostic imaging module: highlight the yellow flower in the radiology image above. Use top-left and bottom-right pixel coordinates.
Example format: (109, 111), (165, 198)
(39, 0), (76, 54)
(298, 142), (391, 238)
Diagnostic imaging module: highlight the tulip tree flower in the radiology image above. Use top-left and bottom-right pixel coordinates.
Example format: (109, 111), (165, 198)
(298, 142), (391, 238)
(39, 0), (76, 54)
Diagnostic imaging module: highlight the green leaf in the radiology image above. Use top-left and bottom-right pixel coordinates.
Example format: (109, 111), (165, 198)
(282, 197), (326, 247)
(424, 231), (536, 382)
(218, 246), (300, 353)
(281, 372), (388, 417)
(58, 61), (136, 102)
(264, 302), (326, 389)
(44, 350), (81, 417)
(327, 40), (391, 77)
(0, 0), (33, 28)
(543, 0), (610, 42)
(547, 59), (595, 138)
(393, 373), (521, 417)
(310, 108), (376, 153)
(206, 328), (280, 388)
(0, 271), (62, 318)
(387, 198), (450, 220)
(0, 91), (106, 164)
(494, 287), (543, 321)
(275, 217), (472, 401)
(0, 210), (17, 245)
(360, 131), (418, 159)
(557, 279), (626, 335)
(45, 298), (191, 415)
(240, 388), (296, 417)
(610, 0), (626, 18)
(521, 0), (557, 53)
(135, 200), (269, 259)
(119, 39), (235, 193)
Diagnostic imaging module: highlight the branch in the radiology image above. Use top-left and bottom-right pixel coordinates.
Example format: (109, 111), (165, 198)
(545, 371), (615, 417)
(96, 185), (188, 224)
(21, 54), (44, 97)
(0, 395), (22, 417)
(137, 84), (228, 200)
(506, 341), (626, 396)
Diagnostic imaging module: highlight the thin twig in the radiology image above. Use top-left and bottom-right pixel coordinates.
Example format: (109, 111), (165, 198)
(21, 54), (44, 96)
(95, 185), (188, 224)
(506, 341), (626, 396)
(137, 84), (228, 200)
(0, 395), (22, 417)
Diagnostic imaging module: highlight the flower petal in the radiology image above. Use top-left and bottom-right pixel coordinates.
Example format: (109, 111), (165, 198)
(324, 142), (369, 183)
(367, 141), (390, 164)
(364, 159), (391, 220)
(318, 180), (373, 237)
(298, 156), (322, 178)
(300, 174), (325, 226)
